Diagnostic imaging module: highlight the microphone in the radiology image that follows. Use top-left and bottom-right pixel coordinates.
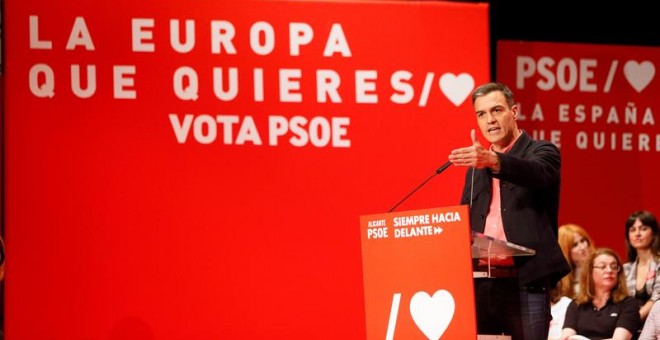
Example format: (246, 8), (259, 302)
(387, 160), (453, 213)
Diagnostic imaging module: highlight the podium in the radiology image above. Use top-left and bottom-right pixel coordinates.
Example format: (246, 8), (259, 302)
(360, 206), (536, 340)
(471, 232), (535, 340)
(471, 231), (535, 278)
(359, 205), (477, 339)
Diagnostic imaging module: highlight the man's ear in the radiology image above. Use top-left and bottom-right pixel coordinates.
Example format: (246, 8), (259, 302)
(511, 104), (518, 120)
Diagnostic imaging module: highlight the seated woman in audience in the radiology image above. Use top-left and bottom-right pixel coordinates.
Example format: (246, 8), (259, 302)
(549, 224), (596, 339)
(624, 210), (660, 321)
(561, 248), (641, 340)
(639, 300), (660, 339)
(559, 224), (596, 298)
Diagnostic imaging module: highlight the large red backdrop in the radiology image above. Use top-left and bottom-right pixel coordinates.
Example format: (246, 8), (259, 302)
(498, 40), (660, 257)
(3, 0), (489, 338)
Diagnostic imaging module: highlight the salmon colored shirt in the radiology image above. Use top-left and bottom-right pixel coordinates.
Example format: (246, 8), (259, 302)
(483, 132), (522, 266)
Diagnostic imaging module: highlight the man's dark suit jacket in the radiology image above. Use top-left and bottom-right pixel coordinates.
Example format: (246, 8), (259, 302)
(461, 131), (570, 286)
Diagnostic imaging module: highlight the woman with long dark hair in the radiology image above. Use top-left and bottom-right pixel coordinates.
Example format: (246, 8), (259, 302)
(624, 210), (660, 321)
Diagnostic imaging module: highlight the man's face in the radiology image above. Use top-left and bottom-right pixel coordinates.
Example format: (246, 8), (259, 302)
(473, 91), (518, 149)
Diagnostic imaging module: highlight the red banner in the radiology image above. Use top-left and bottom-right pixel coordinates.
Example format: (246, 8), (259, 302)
(4, 0), (489, 338)
(497, 40), (660, 257)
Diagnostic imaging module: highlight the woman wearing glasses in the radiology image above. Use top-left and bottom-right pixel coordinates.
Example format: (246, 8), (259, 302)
(560, 248), (641, 340)
(624, 210), (660, 321)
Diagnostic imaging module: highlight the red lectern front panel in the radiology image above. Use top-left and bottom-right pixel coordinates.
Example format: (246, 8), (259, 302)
(360, 205), (476, 340)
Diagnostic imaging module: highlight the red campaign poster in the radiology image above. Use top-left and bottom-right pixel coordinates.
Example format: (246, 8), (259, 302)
(3, 0), (489, 338)
(360, 205), (476, 340)
(497, 41), (660, 257)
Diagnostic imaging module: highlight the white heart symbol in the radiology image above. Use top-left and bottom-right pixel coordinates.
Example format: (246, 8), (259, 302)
(409, 290), (455, 340)
(439, 73), (474, 107)
(624, 60), (655, 93)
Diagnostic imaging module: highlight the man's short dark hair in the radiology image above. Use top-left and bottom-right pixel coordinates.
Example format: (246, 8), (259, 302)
(471, 82), (515, 109)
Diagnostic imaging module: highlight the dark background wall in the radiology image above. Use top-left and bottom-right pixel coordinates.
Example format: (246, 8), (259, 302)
(487, 0), (659, 80)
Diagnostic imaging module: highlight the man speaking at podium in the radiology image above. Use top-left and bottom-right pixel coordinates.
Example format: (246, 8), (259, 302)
(448, 82), (570, 339)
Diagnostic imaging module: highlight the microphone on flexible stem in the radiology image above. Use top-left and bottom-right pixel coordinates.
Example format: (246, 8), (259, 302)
(387, 160), (453, 213)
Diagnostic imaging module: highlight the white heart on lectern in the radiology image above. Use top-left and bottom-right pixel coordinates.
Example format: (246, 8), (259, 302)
(624, 60), (655, 93)
(409, 290), (455, 340)
(439, 73), (474, 107)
